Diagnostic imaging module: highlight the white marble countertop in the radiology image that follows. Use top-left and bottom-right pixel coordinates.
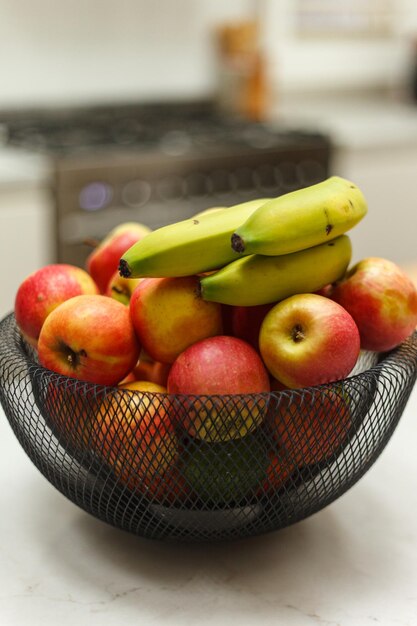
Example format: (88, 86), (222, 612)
(0, 381), (416, 626)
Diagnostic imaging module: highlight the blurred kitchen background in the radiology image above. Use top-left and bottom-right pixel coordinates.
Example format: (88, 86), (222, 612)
(2, 0), (417, 316)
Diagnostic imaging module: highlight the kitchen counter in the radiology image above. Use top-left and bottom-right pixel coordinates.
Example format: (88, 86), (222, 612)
(272, 90), (417, 151)
(0, 371), (417, 625)
(0, 146), (51, 187)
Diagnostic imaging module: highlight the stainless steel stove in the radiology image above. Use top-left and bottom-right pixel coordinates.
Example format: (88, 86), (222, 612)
(1, 101), (332, 268)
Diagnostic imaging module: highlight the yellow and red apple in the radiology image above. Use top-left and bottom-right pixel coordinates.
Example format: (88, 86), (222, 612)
(90, 383), (180, 500)
(38, 295), (140, 386)
(105, 271), (141, 305)
(329, 257), (417, 352)
(132, 355), (171, 387)
(14, 264), (99, 347)
(43, 380), (97, 451)
(118, 380), (167, 393)
(86, 222), (151, 293)
(167, 335), (270, 442)
(259, 293), (361, 389)
(129, 276), (223, 364)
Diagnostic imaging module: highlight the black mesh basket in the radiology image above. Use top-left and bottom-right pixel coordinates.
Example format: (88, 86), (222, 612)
(0, 312), (416, 542)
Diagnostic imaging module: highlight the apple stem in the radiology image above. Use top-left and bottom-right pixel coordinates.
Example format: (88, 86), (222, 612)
(292, 324), (305, 343)
(62, 345), (87, 368)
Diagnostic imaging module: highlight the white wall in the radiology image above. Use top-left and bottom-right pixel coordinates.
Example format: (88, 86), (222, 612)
(262, 0), (417, 94)
(0, 0), (249, 108)
(1, 0), (417, 107)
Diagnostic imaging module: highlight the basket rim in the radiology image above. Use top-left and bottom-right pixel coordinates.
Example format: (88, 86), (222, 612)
(2, 311), (416, 401)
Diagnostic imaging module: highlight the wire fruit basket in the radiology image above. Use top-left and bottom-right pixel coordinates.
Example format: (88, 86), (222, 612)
(0, 312), (416, 542)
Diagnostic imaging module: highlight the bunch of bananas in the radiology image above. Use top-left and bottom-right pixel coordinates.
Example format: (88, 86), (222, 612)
(119, 176), (367, 306)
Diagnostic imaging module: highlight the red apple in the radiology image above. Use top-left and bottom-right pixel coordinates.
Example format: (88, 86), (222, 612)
(231, 303), (274, 351)
(90, 385), (180, 500)
(118, 371), (137, 385)
(259, 293), (360, 389)
(130, 276), (223, 364)
(105, 271), (142, 305)
(221, 304), (234, 336)
(270, 378), (289, 392)
(272, 388), (352, 467)
(14, 264), (99, 347)
(38, 295), (140, 386)
(329, 257), (417, 352)
(132, 359), (171, 387)
(86, 222), (151, 293)
(167, 335), (270, 442)
(258, 450), (297, 495)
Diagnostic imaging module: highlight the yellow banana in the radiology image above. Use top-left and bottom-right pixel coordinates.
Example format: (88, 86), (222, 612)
(119, 198), (269, 278)
(200, 235), (352, 306)
(192, 206), (226, 218)
(231, 176), (367, 256)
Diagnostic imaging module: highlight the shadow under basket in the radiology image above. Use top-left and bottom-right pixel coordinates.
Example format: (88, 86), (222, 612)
(0, 312), (416, 542)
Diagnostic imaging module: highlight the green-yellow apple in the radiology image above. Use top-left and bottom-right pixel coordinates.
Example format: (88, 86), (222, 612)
(86, 222), (151, 293)
(105, 271), (141, 305)
(90, 384), (181, 500)
(14, 264), (99, 347)
(181, 433), (269, 504)
(129, 276), (223, 364)
(38, 295), (140, 386)
(329, 257), (417, 352)
(167, 335), (270, 442)
(271, 388), (352, 467)
(259, 293), (360, 389)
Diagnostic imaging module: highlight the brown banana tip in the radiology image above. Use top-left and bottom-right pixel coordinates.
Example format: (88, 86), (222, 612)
(118, 258), (132, 278)
(231, 233), (245, 253)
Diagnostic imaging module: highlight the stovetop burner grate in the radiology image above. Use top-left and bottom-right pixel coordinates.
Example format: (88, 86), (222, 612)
(1, 101), (329, 156)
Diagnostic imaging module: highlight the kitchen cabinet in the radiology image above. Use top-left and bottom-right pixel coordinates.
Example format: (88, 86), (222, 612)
(273, 93), (417, 266)
(0, 185), (54, 318)
(0, 148), (53, 318)
(332, 142), (417, 265)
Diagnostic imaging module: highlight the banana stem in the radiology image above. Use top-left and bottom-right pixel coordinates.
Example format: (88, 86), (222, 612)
(118, 259), (132, 278)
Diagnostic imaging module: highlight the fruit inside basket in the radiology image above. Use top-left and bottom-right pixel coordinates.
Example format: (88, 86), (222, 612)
(0, 313), (416, 542)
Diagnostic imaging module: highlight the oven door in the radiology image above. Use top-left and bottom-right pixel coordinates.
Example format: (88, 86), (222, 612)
(55, 143), (331, 268)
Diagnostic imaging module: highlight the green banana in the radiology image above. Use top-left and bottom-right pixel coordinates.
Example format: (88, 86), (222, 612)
(200, 235), (352, 306)
(119, 198), (270, 278)
(231, 176), (367, 256)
